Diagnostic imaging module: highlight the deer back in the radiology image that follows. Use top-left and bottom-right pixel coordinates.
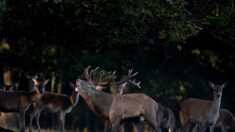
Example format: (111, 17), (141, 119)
(180, 98), (214, 122)
(39, 92), (71, 111)
(0, 91), (30, 112)
(0, 77), (43, 112)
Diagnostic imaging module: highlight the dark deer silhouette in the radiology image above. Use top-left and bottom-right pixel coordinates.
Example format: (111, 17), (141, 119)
(29, 82), (79, 132)
(0, 76), (46, 132)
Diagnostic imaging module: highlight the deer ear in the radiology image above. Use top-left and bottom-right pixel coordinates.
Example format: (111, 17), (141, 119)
(69, 82), (75, 88)
(221, 82), (227, 89)
(209, 81), (215, 89)
(32, 78), (38, 85)
(44, 79), (50, 85)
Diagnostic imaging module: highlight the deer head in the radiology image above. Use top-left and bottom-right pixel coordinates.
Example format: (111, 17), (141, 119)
(69, 81), (80, 94)
(38, 79), (50, 93)
(27, 75), (49, 93)
(75, 79), (96, 93)
(209, 82), (227, 98)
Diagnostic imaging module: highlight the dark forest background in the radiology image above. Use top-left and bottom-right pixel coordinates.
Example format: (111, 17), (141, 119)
(0, 0), (235, 131)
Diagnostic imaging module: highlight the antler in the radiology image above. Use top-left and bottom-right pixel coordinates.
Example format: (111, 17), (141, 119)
(84, 66), (110, 86)
(84, 66), (91, 81)
(84, 67), (141, 90)
(110, 69), (139, 85)
(127, 79), (141, 88)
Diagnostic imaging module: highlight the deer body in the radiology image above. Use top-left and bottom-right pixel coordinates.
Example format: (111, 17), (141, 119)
(0, 77), (44, 132)
(215, 109), (235, 132)
(29, 85), (79, 132)
(181, 98), (220, 125)
(0, 91), (35, 112)
(77, 79), (161, 132)
(179, 82), (226, 132)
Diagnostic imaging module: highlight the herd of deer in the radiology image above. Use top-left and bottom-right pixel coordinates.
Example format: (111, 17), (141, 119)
(0, 66), (234, 132)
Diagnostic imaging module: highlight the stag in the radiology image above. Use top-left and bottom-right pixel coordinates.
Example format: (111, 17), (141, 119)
(215, 109), (235, 132)
(29, 81), (80, 132)
(89, 68), (141, 132)
(0, 76), (46, 132)
(75, 66), (162, 132)
(179, 82), (227, 132)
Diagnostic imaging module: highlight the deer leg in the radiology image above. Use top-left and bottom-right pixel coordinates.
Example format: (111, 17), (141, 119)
(182, 121), (190, 132)
(58, 111), (66, 132)
(110, 121), (121, 132)
(118, 123), (125, 132)
(36, 112), (41, 131)
(104, 121), (109, 132)
(209, 124), (215, 132)
(19, 109), (26, 132)
(191, 123), (200, 132)
(221, 126), (227, 132)
(147, 121), (161, 132)
(132, 121), (144, 132)
(16, 113), (21, 129)
(106, 122), (114, 132)
(168, 128), (172, 132)
(29, 110), (39, 132)
(108, 122), (113, 132)
(29, 113), (34, 132)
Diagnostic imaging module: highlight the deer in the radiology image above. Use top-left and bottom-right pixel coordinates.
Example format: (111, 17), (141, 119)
(0, 75), (47, 132)
(179, 81), (227, 132)
(89, 68), (142, 132)
(29, 81), (80, 132)
(91, 67), (176, 132)
(74, 66), (163, 132)
(215, 109), (235, 132)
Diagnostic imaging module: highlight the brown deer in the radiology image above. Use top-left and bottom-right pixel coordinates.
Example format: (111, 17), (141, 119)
(215, 109), (235, 132)
(179, 82), (227, 132)
(90, 68), (142, 132)
(89, 67), (176, 132)
(0, 75), (46, 132)
(75, 66), (163, 132)
(29, 81), (80, 132)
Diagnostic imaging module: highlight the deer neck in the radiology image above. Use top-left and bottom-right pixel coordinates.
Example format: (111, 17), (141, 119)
(211, 93), (222, 114)
(80, 91), (113, 117)
(29, 89), (41, 102)
(70, 92), (80, 107)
